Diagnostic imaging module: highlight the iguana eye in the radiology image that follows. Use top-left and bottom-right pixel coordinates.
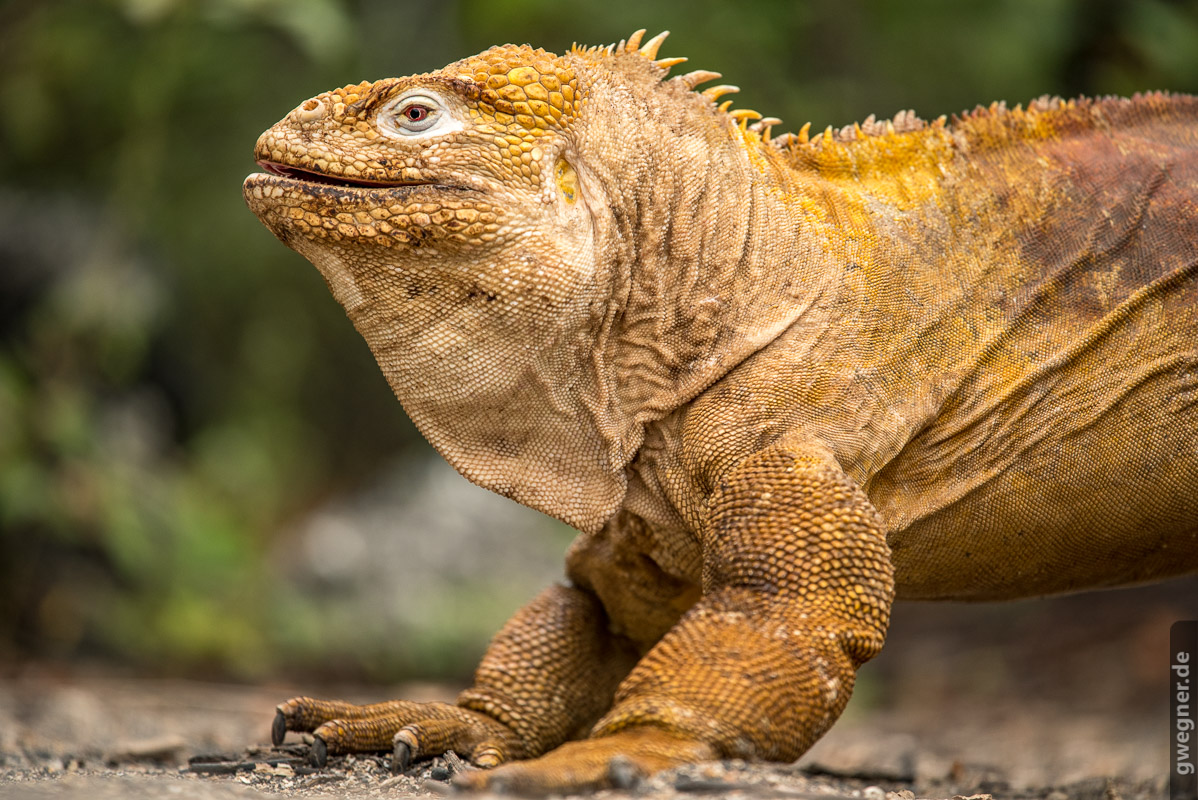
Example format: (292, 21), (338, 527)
(378, 92), (462, 138)
(380, 92), (463, 139)
(398, 101), (435, 130)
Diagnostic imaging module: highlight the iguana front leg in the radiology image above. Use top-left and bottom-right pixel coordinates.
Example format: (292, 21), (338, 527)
(458, 443), (895, 794)
(273, 583), (639, 768)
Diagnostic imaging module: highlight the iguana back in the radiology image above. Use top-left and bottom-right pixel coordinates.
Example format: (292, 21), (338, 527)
(662, 95), (1198, 600)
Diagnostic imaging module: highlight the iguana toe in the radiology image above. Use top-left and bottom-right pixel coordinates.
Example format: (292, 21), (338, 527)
(452, 728), (713, 795)
(270, 694), (525, 772)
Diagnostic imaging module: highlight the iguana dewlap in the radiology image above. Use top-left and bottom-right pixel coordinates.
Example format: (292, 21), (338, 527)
(243, 30), (1198, 794)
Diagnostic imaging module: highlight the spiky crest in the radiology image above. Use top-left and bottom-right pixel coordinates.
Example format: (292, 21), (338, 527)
(569, 32), (1189, 182)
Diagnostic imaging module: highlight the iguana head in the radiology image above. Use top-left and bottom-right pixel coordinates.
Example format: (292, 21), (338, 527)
(245, 41), (596, 287)
(244, 31), (816, 531)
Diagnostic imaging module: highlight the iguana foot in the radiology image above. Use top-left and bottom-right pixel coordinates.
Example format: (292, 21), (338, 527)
(272, 696), (523, 770)
(452, 728), (715, 795)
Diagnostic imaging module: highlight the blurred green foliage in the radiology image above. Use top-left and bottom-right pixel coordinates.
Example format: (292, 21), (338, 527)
(1, 0), (1196, 680)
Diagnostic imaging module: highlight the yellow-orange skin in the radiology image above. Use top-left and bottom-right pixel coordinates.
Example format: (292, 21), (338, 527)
(245, 31), (1198, 794)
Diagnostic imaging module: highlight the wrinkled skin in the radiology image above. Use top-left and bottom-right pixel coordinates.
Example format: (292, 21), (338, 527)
(244, 30), (1198, 795)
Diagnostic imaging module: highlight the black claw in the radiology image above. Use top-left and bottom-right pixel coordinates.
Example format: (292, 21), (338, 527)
(391, 740), (412, 774)
(271, 710), (287, 747)
(311, 736), (328, 768)
(607, 755), (643, 791)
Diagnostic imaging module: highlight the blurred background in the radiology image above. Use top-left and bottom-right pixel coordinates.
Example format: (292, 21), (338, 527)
(1, 0), (1196, 696)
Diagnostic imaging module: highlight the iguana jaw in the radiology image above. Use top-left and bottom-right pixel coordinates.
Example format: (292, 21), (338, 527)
(242, 166), (506, 251)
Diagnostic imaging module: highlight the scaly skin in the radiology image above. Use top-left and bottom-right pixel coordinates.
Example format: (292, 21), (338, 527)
(243, 30), (1198, 794)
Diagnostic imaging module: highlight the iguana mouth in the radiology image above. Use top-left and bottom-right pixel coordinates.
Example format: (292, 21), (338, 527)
(257, 160), (437, 189)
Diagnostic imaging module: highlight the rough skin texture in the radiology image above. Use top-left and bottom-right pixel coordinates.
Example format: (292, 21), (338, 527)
(243, 30), (1198, 794)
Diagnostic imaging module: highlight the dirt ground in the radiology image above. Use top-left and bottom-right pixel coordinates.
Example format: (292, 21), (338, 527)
(0, 576), (1192, 800)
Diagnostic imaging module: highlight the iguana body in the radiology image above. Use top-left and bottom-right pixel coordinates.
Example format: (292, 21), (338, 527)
(244, 30), (1198, 793)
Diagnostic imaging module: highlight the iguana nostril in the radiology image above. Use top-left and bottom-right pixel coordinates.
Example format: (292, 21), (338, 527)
(296, 98), (324, 122)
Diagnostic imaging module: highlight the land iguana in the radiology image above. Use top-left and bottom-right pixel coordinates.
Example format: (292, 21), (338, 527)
(243, 30), (1198, 795)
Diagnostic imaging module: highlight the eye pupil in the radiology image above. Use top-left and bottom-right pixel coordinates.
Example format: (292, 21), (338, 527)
(405, 105), (428, 121)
